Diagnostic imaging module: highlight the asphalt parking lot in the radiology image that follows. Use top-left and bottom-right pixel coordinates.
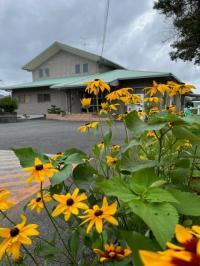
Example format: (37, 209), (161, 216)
(0, 119), (125, 153)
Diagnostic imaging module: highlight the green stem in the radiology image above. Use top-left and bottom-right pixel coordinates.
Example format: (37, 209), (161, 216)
(188, 145), (198, 188)
(40, 182), (77, 265)
(123, 121), (129, 144)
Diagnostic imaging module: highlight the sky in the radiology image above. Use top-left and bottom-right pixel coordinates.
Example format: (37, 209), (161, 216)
(0, 0), (199, 93)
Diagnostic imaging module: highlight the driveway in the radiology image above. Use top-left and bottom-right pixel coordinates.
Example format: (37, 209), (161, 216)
(0, 119), (125, 153)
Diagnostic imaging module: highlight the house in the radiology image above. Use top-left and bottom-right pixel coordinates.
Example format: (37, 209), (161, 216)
(6, 42), (182, 115)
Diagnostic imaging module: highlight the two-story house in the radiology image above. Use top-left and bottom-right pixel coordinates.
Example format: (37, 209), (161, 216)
(7, 41), (182, 115)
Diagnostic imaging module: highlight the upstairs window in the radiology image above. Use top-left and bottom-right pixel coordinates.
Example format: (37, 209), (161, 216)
(38, 69), (43, 78)
(37, 94), (51, 103)
(75, 64), (80, 74)
(45, 68), (50, 77)
(83, 63), (88, 73)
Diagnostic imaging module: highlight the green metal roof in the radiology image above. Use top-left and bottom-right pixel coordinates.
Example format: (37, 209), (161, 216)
(5, 69), (181, 90)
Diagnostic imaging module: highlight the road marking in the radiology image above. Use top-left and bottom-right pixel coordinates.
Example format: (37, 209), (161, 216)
(0, 150), (44, 205)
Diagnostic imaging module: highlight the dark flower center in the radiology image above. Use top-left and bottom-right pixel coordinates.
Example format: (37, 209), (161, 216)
(94, 79), (99, 81)
(66, 198), (74, 206)
(35, 164), (44, 171)
(94, 210), (103, 217)
(36, 197), (41, 202)
(10, 227), (20, 237)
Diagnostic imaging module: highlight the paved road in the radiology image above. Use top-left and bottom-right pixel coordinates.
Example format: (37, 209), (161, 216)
(0, 119), (125, 154)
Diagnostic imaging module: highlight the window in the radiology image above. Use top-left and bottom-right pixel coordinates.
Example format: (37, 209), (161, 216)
(75, 64), (80, 74)
(83, 63), (88, 73)
(45, 68), (50, 77)
(39, 69), (43, 78)
(37, 94), (51, 103)
(17, 95), (30, 104)
(17, 95), (25, 104)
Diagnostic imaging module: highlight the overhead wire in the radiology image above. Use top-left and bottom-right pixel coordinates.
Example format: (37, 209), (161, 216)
(100, 0), (110, 58)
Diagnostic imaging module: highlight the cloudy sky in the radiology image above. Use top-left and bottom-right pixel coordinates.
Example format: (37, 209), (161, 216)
(0, 0), (199, 91)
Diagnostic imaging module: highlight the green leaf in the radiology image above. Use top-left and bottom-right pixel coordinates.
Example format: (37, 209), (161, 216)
(172, 126), (200, 143)
(63, 153), (84, 165)
(150, 180), (167, 188)
(145, 188), (179, 203)
(96, 176), (138, 202)
(169, 189), (200, 216)
(73, 163), (98, 190)
(69, 230), (80, 258)
(64, 148), (87, 157)
(13, 147), (37, 167)
(149, 111), (185, 125)
(123, 139), (140, 153)
(51, 164), (72, 186)
(34, 242), (59, 260)
(125, 111), (165, 135)
(120, 154), (157, 173)
(103, 129), (112, 147)
(119, 230), (159, 266)
(128, 201), (178, 248)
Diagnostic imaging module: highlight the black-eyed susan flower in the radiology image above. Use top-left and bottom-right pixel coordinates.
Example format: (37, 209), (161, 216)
(79, 122), (99, 133)
(120, 94), (142, 105)
(99, 102), (119, 115)
(115, 113), (127, 121)
(52, 188), (88, 221)
(80, 197), (118, 234)
(0, 215), (39, 261)
(109, 145), (121, 152)
(149, 107), (159, 114)
(146, 131), (157, 139)
(0, 189), (13, 211)
(146, 81), (168, 97)
(106, 88), (133, 102)
(144, 97), (161, 103)
(24, 157), (58, 183)
(106, 156), (118, 167)
(140, 224), (200, 266)
(81, 98), (91, 109)
(94, 243), (132, 263)
(28, 192), (52, 214)
(51, 152), (64, 161)
(97, 142), (105, 149)
(85, 79), (110, 95)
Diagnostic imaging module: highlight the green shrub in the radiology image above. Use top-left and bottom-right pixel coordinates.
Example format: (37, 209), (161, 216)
(0, 96), (18, 113)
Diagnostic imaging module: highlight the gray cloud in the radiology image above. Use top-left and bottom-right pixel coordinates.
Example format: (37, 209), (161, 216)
(0, 0), (199, 92)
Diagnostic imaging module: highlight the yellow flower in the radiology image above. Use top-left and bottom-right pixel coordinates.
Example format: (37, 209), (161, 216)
(177, 140), (192, 151)
(52, 188), (88, 221)
(144, 97), (161, 103)
(139, 155), (145, 160)
(97, 142), (105, 149)
(79, 122), (99, 133)
(28, 192), (52, 214)
(166, 81), (196, 96)
(138, 110), (146, 119)
(146, 81), (168, 97)
(106, 156), (118, 167)
(24, 157), (58, 183)
(106, 88), (133, 101)
(80, 98), (91, 108)
(115, 113), (127, 121)
(166, 105), (176, 112)
(0, 215), (39, 261)
(109, 145), (121, 152)
(100, 102), (119, 114)
(120, 94), (142, 105)
(0, 189), (13, 211)
(94, 243), (132, 263)
(85, 79), (110, 95)
(51, 152), (64, 161)
(80, 197), (118, 233)
(140, 224), (200, 266)
(146, 131), (157, 139)
(149, 107), (159, 114)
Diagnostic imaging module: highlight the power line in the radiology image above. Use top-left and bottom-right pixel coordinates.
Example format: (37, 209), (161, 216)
(100, 0), (110, 57)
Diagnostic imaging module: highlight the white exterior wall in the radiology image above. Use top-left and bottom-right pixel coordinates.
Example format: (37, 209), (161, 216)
(13, 88), (67, 115)
(32, 51), (99, 81)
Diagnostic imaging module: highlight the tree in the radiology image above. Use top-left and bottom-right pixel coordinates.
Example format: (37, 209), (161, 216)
(154, 0), (200, 65)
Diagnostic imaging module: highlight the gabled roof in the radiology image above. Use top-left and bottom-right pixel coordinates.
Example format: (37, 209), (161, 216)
(5, 69), (182, 90)
(22, 41), (125, 71)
